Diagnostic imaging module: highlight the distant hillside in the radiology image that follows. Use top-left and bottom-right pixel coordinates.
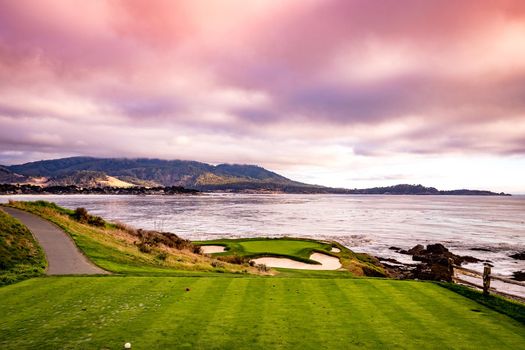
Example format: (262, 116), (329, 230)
(0, 166), (27, 183)
(2, 157), (509, 195)
(5, 157), (312, 191)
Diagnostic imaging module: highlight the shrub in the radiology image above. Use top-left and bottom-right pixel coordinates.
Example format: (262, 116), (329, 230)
(71, 207), (105, 227)
(87, 215), (105, 227)
(156, 252), (168, 261)
(73, 207), (89, 223)
(133, 229), (197, 252)
(217, 255), (249, 265)
(114, 221), (137, 235)
(256, 264), (269, 272)
(211, 260), (226, 268)
(137, 242), (152, 254)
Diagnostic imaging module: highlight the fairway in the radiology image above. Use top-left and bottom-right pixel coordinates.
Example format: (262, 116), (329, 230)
(1, 277), (524, 350)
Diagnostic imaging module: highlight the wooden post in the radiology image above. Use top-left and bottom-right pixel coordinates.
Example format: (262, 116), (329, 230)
(482, 264), (491, 295)
(448, 258), (454, 282)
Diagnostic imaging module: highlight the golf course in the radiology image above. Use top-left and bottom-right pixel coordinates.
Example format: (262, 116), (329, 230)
(1, 201), (524, 349)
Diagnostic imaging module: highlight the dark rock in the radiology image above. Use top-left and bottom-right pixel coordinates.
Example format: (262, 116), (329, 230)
(414, 263), (452, 282)
(512, 271), (525, 281)
(471, 247), (492, 252)
(379, 257), (404, 264)
(426, 243), (449, 254)
(407, 244), (425, 255)
(383, 242), (484, 282)
(510, 251), (525, 260)
(458, 255), (482, 264)
(389, 246), (402, 251)
(361, 266), (388, 278)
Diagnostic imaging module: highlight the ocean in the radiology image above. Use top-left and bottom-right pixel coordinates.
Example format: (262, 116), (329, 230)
(2, 193), (524, 276)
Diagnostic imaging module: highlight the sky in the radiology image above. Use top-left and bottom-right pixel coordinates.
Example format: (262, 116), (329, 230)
(0, 0), (524, 193)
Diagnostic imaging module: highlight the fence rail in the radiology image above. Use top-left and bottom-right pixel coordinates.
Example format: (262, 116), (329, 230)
(451, 260), (524, 302)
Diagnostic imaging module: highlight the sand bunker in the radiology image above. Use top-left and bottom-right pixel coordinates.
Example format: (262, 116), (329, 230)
(251, 252), (342, 270)
(331, 247), (341, 253)
(201, 245), (226, 254)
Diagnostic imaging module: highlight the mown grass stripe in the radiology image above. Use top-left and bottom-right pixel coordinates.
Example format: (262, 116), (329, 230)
(194, 278), (250, 348)
(227, 278), (268, 349)
(335, 279), (390, 349)
(297, 279), (346, 349)
(366, 281), (452, 348)
(405, 282), (525, 349)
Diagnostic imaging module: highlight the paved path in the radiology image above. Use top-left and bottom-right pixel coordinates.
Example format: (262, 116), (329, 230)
(3, 207), (108, 275)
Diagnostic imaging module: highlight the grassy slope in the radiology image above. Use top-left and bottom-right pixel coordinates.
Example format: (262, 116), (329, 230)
(438, 282), (525, 324)
(197, 237), (386, 276)
(4, 201), (258, 276)
(0, 209), (46, 286)
(1, 277), (524, 350)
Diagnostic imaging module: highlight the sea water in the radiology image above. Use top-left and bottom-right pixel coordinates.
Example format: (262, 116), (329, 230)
(2, 193), (524, 276)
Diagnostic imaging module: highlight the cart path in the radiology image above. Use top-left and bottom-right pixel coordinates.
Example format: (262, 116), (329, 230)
(3, 207), (109, 275)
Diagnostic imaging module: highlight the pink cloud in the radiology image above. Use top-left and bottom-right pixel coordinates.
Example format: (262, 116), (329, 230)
(0, 0), (524, 190)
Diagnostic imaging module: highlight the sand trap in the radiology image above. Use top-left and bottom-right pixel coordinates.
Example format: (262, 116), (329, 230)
(331, 247), (341, 253)
(200, 245), (226, 254)
(251, 252), (342, 270)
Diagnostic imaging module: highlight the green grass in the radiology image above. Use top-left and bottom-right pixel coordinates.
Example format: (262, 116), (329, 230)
(0, 277), (524, 349)
(197, 237), (386, 276)
(197, 237), (332, 262)
(438, 282), (525, 324)
(4, 201), (259, 276)
(0, 209), (46, 286)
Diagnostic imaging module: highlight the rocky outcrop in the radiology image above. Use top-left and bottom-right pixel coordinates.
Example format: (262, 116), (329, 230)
(381, 243), (483, 282)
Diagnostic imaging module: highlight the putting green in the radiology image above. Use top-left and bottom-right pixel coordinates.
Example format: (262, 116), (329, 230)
(197, 238), (334, 262)
(0, 277), (524, 349)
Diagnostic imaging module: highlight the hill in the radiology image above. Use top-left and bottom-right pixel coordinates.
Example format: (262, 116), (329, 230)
(4, 157), (316, 191)
(2, 157), (509, 195)
(0, 209), (46, 285)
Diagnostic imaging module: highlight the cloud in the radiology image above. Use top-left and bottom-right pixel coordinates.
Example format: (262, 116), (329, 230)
(0, 0), (524, 190)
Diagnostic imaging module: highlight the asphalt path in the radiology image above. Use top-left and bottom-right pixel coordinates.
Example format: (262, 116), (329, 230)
(3, 207), (108, 275)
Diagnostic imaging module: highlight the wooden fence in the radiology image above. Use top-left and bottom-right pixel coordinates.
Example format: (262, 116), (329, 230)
(451, 260), (525, 301)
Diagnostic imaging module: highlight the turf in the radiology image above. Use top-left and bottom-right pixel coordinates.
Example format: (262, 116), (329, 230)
(197, 237), (386, 276)
(197, 237), (332, 262)
(0, 277), (524, 350)
(0, 209), (46, 286)
(4, 201), (258, 276)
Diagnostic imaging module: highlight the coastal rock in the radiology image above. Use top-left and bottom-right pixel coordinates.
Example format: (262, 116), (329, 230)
(407, 244), (425, 255)
(510, 251), (525, 260)
(414, 263), (452, 282)
(385, 243), (482, 282)
(512, 271), (525, 281)
(471, 247), (492, 252)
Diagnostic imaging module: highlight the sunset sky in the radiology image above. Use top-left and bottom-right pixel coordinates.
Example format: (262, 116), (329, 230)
(1, 0), (524, 192)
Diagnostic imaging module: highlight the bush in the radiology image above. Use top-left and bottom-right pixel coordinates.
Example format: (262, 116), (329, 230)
(73, 207), (89, 223)
(133, 229), (197, 252)
(114, 221), (137, 235)
(72, 207), (105, 227)
(137, 242), (152, 254)
(156, 252), (168, 261)
(217, 255), (249, 265)
(256, 263), (269, 272)
(87, 215), (105, 227)
(211, 260), (226, 268)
